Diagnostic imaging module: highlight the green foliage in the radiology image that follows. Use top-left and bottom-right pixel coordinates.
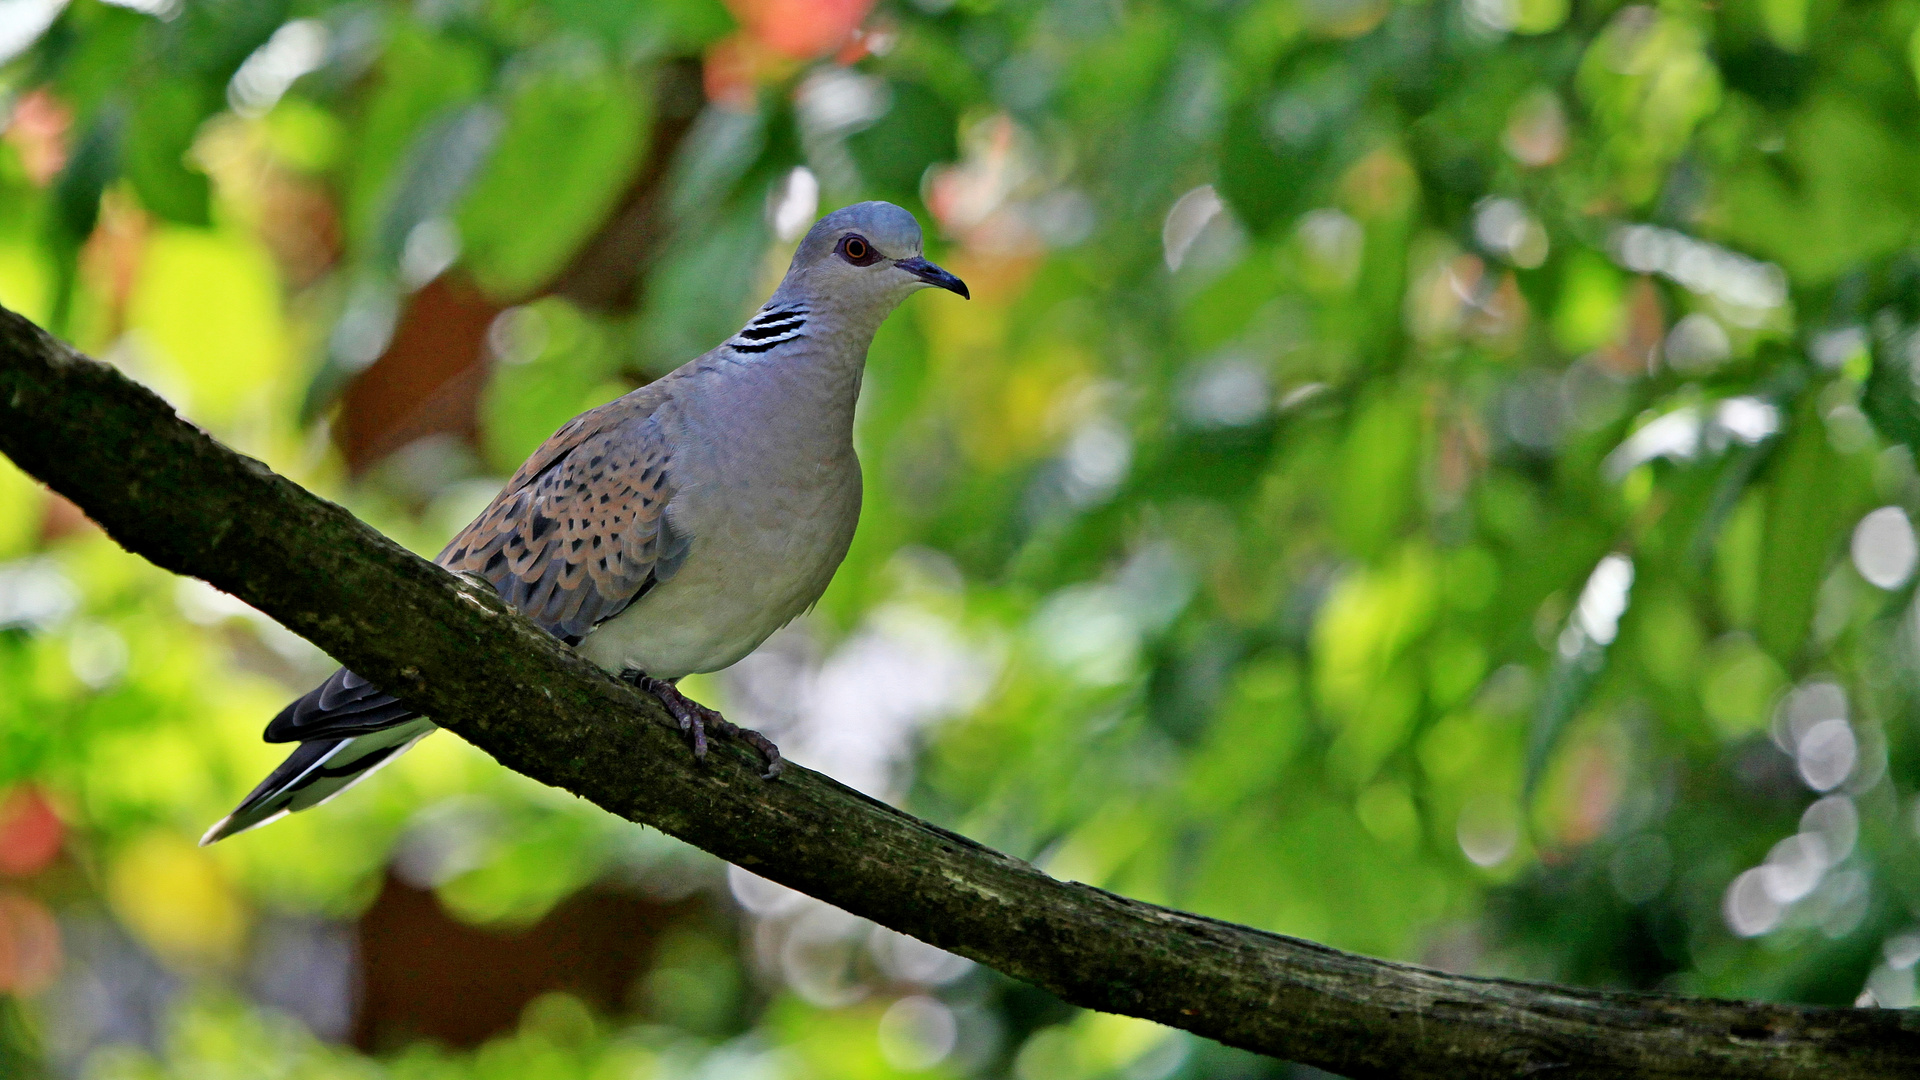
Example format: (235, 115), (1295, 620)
(7, 0), (1920, 1075)
(122, 81), (213, 227)
(459, 56), (651, 299)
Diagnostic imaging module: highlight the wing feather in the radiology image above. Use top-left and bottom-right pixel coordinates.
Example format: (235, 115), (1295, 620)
(437, 389), (680, 638)
(265, 387), (685, 745)
(440, 412), (677, 642)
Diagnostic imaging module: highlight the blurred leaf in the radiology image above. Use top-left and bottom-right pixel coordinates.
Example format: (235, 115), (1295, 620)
(459, 60), (651, 299)
(1714, 490), (1765, 628)
(565, 0), (736, 53)
(1577, 7), (1722, 204)
(0, 463), (42, 560)
(1631, 586), (1705, 696)
(1757, 392), (1870, 664)
(1525, 650), (1601, 800)
(1187, 797), (1452, 956)
(1552, 251), (1625, 355)
(1315, 545), (1435, 783)
(0, 237), (53, 327)
(1700, 634), (1786, 737)
(344, 23), (490, 253)
(635, 204), (768, 369)
(40, 4), (147, 116)
(106, 832), (249, 966)
(480, 299), (630, 472)
(157, 0), (290, 82)
(663, 104), (768, 225)
(1862, 347), (1920, 454)
(1181, 656), (1306, 814)
(1334, 389), (1420, 557)
(121, 82), (212, 227)
(847, 80), (955, 204)
(125, 227), (288, 425)
(46, 108), (120, 330)
(374, 102), (503, 270)
(435, 805), (612, 926)
(1711, 96), (1920, 282)
(259, 99), (346, 174)
(1863, 265), (1920, 451)
(1219, 94), (1321, 235)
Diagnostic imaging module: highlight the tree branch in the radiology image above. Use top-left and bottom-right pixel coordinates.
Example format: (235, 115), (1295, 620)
(0, 304), (1913, 1078)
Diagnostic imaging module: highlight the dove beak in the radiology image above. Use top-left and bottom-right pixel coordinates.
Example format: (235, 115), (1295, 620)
(897, 256), (970, 299)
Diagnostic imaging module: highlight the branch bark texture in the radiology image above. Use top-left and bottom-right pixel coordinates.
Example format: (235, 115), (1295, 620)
(1, 304), (1915, 1079)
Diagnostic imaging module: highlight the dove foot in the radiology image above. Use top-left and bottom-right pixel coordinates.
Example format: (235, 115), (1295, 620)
(622, 670), (784, 779)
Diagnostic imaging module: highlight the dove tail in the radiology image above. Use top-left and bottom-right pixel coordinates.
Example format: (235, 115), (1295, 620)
(201, 718), (436, 845)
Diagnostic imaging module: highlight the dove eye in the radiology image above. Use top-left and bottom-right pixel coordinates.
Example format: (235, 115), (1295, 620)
(838, 235), (878, 265)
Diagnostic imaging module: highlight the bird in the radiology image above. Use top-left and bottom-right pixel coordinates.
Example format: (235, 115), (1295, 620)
(201, 201), (968, 845)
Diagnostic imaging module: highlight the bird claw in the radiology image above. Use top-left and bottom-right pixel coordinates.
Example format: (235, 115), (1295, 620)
(621, 669), (784, 779)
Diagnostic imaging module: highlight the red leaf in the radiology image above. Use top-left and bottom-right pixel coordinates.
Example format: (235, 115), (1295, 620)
(0, 787), (63, 878)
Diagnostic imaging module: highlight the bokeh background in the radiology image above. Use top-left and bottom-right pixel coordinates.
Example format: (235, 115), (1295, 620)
(2, 0), (1920, 1075)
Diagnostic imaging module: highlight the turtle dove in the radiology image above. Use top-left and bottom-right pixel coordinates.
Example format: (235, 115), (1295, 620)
(202, 201), (968, 844)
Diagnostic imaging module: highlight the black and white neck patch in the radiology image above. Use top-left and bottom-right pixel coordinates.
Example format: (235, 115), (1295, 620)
(728, 305), (809, 354)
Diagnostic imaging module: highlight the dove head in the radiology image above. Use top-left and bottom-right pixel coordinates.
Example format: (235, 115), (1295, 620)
(779, 201), (969, 317)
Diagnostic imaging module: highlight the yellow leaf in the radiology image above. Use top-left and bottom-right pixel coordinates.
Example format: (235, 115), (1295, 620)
(107, 831), (248, 967)
(125, 227), (288, 429)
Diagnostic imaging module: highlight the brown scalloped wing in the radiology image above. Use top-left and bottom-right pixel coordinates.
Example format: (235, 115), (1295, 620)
(437, 396), (680, 643)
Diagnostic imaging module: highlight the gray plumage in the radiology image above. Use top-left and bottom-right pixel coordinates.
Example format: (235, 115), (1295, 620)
(203, 201), (967, 844)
